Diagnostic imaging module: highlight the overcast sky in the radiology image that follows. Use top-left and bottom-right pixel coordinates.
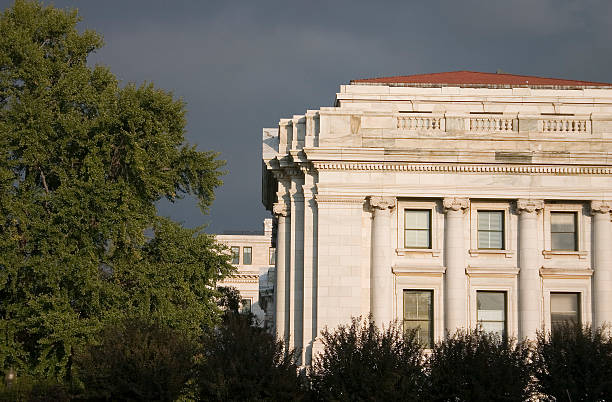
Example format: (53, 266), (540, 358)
(3, 0), (612, 233)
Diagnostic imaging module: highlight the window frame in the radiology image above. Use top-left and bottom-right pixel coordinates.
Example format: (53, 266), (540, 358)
(542, 203), (587, 259)
(396, 200), (441, 256)
(550, 292), (581, 332)
(476, 290), (507, 339)
(269, 247), (276, 266)
(477, 210), (505, 250)
(403, 209), (432, 249)
(550, 211), (578, 251)
(243, 246), (253, 265)
(469, 202), (514, 258)
(230, 246), (240, 265)
(402, 289), (434, 348)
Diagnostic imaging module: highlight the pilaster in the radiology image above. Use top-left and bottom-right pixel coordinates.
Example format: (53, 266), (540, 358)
(591, 200), (612, 327)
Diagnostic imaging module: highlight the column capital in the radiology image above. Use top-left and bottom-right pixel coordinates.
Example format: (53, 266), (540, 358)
(443, 197), (469, 213)
(369, 196), (396, 211)
(516, 199), (544, 214)
(273, 202), (290, 217)
(591, 200), (612, 215)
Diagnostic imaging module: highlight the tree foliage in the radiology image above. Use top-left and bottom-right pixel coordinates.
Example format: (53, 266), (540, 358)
(532, 324), (612, 401)
(197, 313), (302, 401)
(74, 318), (197, 402)
(425, 329), (532, 402)
(308, 316), (424, 401)
(0, 0), (232, 379)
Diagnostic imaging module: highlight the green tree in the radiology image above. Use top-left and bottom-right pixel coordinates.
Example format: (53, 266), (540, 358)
(0, 0), (232, 379)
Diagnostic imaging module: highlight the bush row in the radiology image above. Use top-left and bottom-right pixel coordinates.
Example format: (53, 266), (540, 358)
(2, 315), (611, 401)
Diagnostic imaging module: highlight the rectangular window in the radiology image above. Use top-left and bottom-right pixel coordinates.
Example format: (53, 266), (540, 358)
(269, 247), (276, 265)
(404, 210), (431, 249)
(551, 212), (578, 251)
(477, 291), (507, 338)
(478, 211), (504, 249)
(243, 247), (252, 265)
(403, 290), (433, 348)
(551, 292), (580, 331)
(231, 246), (240, 265)
(240, 298), (252, 314)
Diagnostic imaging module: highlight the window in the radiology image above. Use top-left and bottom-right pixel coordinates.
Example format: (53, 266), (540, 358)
(231, 246), (240, 265)
(240, 298), (252, 314)
(403, 290), (433, 348)
(477, 291), (507, 338)
(404, 210), (431, 249)
(478, 211), (504, 249)
(243, 247), (252, 265)
(551, 292), (580, 331)
(269, 247), (276, 265)
(551, 212), (578, 251)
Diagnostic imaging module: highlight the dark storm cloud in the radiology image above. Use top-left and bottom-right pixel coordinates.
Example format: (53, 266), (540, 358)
(2, 0), (611, 232)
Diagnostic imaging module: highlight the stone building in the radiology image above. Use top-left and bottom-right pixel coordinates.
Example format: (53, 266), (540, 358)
(261, 71), (612, 364)
(216, 219), (276, 328)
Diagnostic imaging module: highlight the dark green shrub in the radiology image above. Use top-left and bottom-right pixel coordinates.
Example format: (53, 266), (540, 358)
(532, 324), (612, 401)
(0, 376), (69, 402)
(425, 329), (532, 402)
(74, 318), (196, 401)
(197, 313), (302, 401)
(308, 316), (425, 401)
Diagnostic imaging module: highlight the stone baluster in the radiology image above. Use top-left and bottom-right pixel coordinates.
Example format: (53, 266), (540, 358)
(591, 201), (612, 328)
(369, 196), (396, 326)
(517, 199), (544, 339)
(443, 197), (470, 334)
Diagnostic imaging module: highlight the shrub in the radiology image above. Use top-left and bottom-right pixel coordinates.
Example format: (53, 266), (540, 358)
(308, 316), (425, 401)
(74, 318), (196, 401)
(197, 313), (302, 401)
(532, 324), (612, 401)
(425, 329), (532, 401)
(0, 376), (69, 402)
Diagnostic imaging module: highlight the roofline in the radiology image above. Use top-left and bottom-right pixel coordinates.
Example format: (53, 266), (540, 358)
(348, 81), (612, 90)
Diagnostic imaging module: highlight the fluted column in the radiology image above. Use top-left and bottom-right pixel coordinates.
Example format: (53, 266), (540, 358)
(369, 196), (396, 326)
(591, 201), (612, 328)
(517, 199), (544, 339)
(443, 197), (470, 334)
(273, 201), (290, 344)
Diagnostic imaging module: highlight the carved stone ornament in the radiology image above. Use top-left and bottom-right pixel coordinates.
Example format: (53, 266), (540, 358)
(591, 200), (612, 215)
(516, 199), (544, 214)
(369, 196), (396, 211)
(273, 202), (289, 217)
(443, 197), (469, 212)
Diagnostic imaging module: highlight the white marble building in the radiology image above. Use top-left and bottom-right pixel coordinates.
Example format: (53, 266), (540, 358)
(216, 219), (276, 328)
(261, 71), (612, 364)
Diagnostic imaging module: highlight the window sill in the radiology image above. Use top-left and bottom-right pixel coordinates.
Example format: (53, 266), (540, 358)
(542, 250), (588, 259)
(469, 249), (515, 258)
(466, 266), (519, 277)
(396, 248), (441, 257)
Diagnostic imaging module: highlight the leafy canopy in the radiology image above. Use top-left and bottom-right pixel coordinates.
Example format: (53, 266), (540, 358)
(0, 0), (232, 378)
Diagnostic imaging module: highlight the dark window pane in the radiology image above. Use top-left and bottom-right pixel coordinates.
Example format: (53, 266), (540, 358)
(243, 247), (252, 265)
(477, 291), (506, 338)
(551, 293), (580, 332)
(551, 212), (577, 251)
(403, 290), (433, 348)
(269, 247), (276, 265)
(231, 247), (240, 265)
(551, 233), (576, 251)
(478, 211), (504, 250)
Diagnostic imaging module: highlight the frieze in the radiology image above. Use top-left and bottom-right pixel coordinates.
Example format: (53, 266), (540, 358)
(312, 162), (612, 175)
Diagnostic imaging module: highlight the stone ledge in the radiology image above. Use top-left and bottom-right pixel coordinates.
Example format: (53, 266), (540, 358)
(469, 249), (515, 258)
(395, 248), (441, 257)
(542, 250), (588, 259)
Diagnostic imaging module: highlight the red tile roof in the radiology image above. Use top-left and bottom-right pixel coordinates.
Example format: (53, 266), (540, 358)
(351, 71), (612, 88)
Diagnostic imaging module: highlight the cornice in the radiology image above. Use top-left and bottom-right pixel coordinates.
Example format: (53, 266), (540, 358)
(311, 162), (612, 175)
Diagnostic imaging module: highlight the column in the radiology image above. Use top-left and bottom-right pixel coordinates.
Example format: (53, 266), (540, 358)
(302, 168), (318, 365)
(369, 196), (396, 326)
(443, 197), (469, 334)
(517, 199), (544, 339)
(591, 201), (612, 328)
(289, 176), (304, 353)
(273, 200), (290, 344)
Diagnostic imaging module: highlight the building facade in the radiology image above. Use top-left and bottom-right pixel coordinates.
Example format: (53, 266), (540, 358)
(261, 71), (612, 364)
(216, 219), (276, 328)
